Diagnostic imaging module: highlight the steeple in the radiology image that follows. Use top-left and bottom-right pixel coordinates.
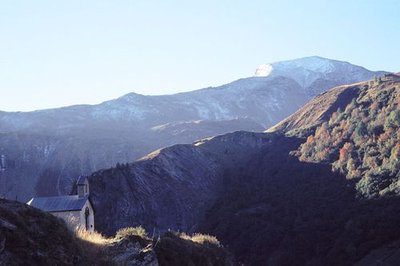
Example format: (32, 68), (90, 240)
(0, 155), (6, 171)
(76, 176), (89, 198)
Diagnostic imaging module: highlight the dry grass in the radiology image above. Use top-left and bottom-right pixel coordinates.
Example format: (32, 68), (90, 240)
(74, 228), (112, 264)
(179, 232), (221, 247)
(75, 228), (111, 245)
(154, 231), (233, 265)
(74, 227), (226, 264)
(115, 226), (147, 239)
(75, 227), (153, 264)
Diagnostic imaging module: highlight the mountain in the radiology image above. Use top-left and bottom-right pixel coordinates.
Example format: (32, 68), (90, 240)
(86, 73), (400, 265)
(0, 56), (386, 202)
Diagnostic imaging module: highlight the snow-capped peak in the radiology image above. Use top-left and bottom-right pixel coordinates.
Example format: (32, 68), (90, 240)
(272, 56), (335, 73)
(254, 56), (338, 88)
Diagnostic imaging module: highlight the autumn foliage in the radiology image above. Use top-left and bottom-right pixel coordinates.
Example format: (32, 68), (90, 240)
(298, 75), (400, 197)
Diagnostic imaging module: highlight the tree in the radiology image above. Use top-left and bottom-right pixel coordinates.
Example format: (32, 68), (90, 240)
(355, 122), (368, 138)
(345, 99), (357, 114)
(339, 142), (353, 161)
(346, 158), (359, 179)
(306, 135), (314, 145)
(384, 110), (400, 130)
(315, 122), (329, 139)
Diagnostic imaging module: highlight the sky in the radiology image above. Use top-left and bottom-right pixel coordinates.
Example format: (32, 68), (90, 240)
(0, 0), (399, 111)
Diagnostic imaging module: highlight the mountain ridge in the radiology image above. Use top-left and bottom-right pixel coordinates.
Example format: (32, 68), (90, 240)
(0, 56), (387, 202)
(1, 56), (387, 114)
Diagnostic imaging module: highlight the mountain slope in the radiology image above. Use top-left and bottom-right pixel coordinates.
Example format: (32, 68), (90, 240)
(294, 73), (400, 197)
(89, 131), (275, 235)
(87, 73), (400, 265)
(0, 57), (386, 202)
(269, 73), (400, 197)
(267, 83), (362, 134)
(88, 128), (400, 265)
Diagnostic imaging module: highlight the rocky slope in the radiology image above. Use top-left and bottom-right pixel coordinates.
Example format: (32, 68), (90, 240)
(0, 57), (386, 201)
(89, 131), (275, 235)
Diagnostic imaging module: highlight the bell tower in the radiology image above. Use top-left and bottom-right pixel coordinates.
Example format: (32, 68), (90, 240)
(76, 176), (89, 198)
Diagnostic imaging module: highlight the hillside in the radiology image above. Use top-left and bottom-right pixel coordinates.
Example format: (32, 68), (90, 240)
(88, 131), (275, 235)
(0, 199), (233, 265)
(88, 132), (400, 265)
(0, 198), (83, 265)
(267, 82), (363, 135)
(0, 56), (386, 202)
(294, 73), (400, 198)
(85, 74), (400, 265)
(200, 135), (400, 265)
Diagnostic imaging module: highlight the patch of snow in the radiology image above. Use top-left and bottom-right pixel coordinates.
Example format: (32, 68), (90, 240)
(274, 56), (335, 73)
(255, 64), (273, 77)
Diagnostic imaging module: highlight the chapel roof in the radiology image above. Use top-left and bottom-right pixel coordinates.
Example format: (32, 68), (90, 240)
(27, 195), (89, 212)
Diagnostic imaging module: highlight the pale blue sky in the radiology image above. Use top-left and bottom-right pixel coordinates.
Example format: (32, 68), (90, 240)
(1, 0), (399, 111)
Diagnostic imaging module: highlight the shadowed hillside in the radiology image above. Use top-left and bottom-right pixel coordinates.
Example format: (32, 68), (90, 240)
(200, 135), (400, 265)
(88, 131), (276, 235)
(0, 199), (83, 265)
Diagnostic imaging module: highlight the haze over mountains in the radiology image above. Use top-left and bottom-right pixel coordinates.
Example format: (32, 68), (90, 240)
(0, 56), (386, 202)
